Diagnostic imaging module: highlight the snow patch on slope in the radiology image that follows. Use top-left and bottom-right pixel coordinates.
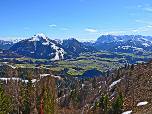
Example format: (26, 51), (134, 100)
(42, 42), (49, 45)
(142, 43), (150, 47)
(109, 79), (121, 90)
(122, 110), (132, 114)
(50, 42), (65, 60)
(28, 33), (66, 60)
(137, 101), (148, 106)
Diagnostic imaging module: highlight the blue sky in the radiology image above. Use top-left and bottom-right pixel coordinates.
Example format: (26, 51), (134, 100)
(1, 0), (152, 41)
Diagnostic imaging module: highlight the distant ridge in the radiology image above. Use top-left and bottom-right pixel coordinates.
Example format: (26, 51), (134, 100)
(9, 33), (98, 59)
(82, 35), (152, 52)
(55, 38), (99, 56)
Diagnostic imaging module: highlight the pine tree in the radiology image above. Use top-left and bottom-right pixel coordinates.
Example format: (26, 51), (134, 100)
(130, 71), (133, 77)
(22, 88), (30, 114)
(38, 76), (58, 114)
(116, 68), (120, 79)
(99, 93), (105, 109)
(112, 74), (114, 82)
(71, 87), (79, 108)
(74, 88), (79, 104)
(27, 74), (33, 90)
(27, 74), (34, 113)
(113, 96), (121, 114)
(0, 83), (8, 114)
(131, 63), (134, 70)
(112, 91), (124, 114)
(104, 94), (110, 113)
(125, 64), (127, 70)
(119, 90), (124, 110)
(107, 69), (110, 77)
(41, 82), (52, 114)
(93, 77), (97, 89)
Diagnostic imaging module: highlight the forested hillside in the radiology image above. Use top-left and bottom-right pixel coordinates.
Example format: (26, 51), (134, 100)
(1, 59), (152, 114)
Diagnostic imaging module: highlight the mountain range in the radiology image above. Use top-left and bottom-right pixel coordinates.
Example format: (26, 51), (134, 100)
(1, 34), (152, 59)
(9, 33), (98, 60)
(55, 38), (98, 56)
(82, 35), (152, 53)
(0, 40), (14, 50)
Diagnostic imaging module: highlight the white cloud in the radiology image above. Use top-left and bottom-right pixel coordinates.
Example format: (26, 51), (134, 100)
(144, 8), (152, 11)
(100, 31), (126, 35)
(126, 5), (142, 9)
(0, 37), (27, 41)
(85, 29), (98, 33)
(127, 4), (152, 13)
(138, 5), (142, 7)
(24, 27), (29, 29)
(49, 24), (56, 27)
(138, 27), (150, 32)
(130, 14), (135, 15)
(132, 25), (152, 33)
(147, 25), (152, 28)
(133, 30), (139, 32)
(135, 20), (152, 25)
(135, 20), (141, 22)
(59, 28), (68, 30)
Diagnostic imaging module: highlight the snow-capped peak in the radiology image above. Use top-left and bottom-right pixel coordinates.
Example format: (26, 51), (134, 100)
(29, 33), (47, 41)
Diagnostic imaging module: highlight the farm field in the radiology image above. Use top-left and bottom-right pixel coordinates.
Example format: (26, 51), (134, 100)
(3, 50), (152, 77)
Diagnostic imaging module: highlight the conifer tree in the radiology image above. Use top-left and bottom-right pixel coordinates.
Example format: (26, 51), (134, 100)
(112, 74), (114, 82)
(38, 76), (58, 114)
(130, 71), (133, 77)
(107, 69), (110, 77)
(113, 96), (121, 114)
(27, 74), (33, 90)
(104, 94), (110, 113)
(131, 63), (134, 70)
(22, 88), (30, 114)
(112, 91), (124, 114)
(74, 88), (79, 104)
(93, 77), (97, 89)
(0, 83), (9, 113)
(116, 68), (120, 79)
(125, 64), (127, 70)
(41, 82), (52, 114)
(99, 93), (105, 109)
(71, 87), (79, 108)
(27, 74), (34, 113)
(119, 90), (124, 110)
